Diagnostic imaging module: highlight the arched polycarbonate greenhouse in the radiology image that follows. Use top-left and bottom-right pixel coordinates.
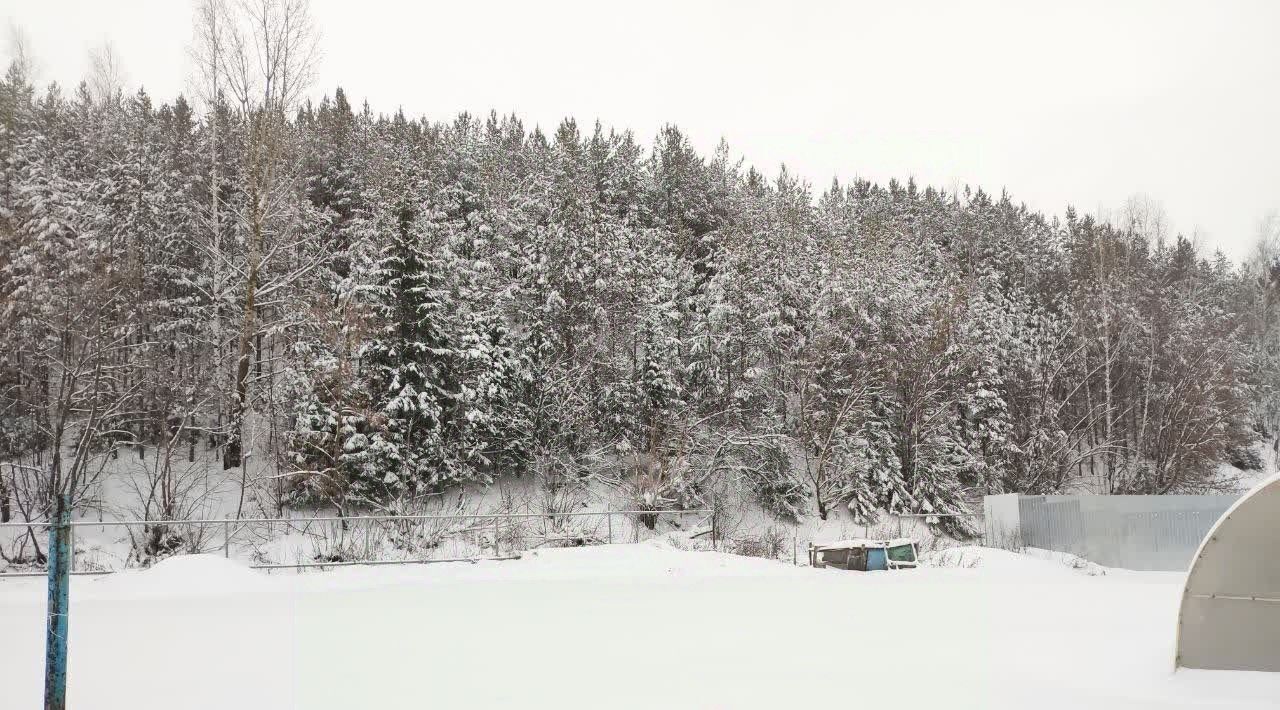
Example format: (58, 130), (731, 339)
(1176, 474), (1280, 672)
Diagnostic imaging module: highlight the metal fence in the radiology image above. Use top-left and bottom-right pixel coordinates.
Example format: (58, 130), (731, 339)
(0, 508), (715, 577)
(984, 493), (1238, 571)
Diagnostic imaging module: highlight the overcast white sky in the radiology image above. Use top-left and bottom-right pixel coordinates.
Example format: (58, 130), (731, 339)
(4, 0), (1278, 260)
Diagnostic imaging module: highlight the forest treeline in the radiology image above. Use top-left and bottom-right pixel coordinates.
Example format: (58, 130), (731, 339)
(2, 18), (1278, 528)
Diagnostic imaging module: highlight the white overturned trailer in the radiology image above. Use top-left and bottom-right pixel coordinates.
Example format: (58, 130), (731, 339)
(808, 538), (919, 571)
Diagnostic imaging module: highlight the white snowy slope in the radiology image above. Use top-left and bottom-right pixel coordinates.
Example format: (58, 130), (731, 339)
(0, 544), (1276, 709)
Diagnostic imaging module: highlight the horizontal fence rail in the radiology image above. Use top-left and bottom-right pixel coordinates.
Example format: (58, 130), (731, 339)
(0, 510), (713, 528)
(0, 508), (716, 578)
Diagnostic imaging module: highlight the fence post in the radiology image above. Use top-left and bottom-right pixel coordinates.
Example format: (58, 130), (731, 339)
(44, 493), (71, 710)
(223, 521), (230, 559)
(492, 517), (500, 557)
(606, 506), (612, 544)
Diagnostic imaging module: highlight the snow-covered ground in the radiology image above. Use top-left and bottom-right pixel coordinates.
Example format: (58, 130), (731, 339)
(0, 543), (1276, 709)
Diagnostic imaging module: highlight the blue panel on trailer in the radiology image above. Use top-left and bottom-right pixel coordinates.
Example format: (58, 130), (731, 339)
(867, 547), (887, 571)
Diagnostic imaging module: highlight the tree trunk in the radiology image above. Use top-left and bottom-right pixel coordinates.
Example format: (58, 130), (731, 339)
(224, 215), (262, 470)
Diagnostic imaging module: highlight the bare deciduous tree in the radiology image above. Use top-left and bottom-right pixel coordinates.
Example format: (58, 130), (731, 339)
(191, 0), (320, 495)
(86, 41), (125, 107)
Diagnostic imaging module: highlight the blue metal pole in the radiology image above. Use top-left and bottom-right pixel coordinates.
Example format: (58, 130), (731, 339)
(44, 494), (70, 710)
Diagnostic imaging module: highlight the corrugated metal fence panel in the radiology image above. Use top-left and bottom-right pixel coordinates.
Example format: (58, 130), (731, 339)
(995, 494), (1239, 571)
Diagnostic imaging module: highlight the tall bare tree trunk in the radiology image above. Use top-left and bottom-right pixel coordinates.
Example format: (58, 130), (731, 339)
(1099, 238), (1116, 493)
(226, 196), (263, 471)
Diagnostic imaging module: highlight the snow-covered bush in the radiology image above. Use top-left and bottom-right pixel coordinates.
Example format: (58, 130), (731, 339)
(730, 526), (789, 561)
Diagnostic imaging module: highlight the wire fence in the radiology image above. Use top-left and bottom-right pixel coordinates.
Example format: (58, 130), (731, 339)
(0, 508), (716, 577)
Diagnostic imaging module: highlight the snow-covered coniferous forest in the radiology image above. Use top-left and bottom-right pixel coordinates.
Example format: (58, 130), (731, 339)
(2, 0), (1278, 544)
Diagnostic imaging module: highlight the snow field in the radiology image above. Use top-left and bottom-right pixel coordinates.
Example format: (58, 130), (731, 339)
(0, 543), (1276, 709)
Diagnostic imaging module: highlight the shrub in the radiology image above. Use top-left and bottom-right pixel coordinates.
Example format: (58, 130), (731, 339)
(732, 526), (789, 560)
